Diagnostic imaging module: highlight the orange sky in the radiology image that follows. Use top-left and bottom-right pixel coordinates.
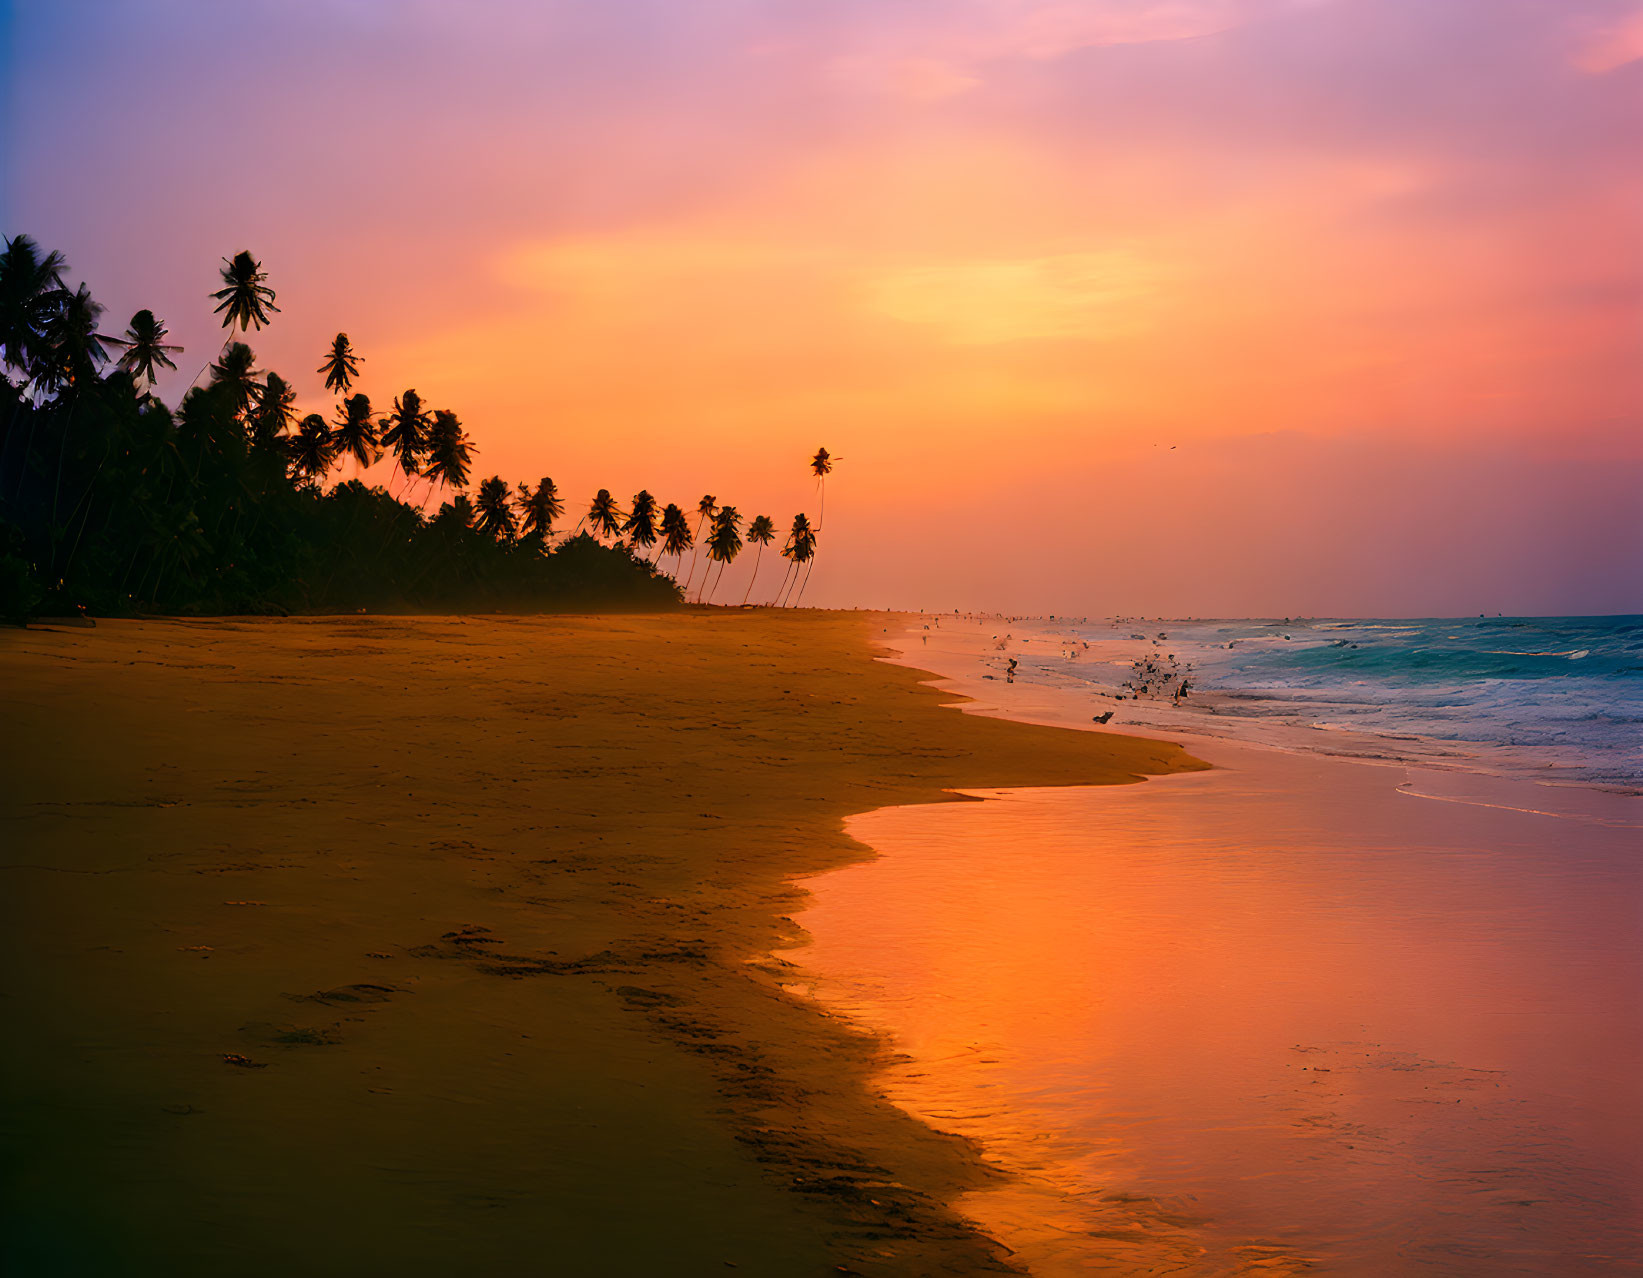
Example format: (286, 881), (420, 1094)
(5, 0), (1640, 613)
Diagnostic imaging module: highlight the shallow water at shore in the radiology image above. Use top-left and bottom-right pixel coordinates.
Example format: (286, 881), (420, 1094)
(910, 614), (1643, 792)
(787, 628), (1643, 1274)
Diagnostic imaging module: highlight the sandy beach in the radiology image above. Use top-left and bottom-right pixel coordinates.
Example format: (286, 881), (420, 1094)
(0, 611), (1202, 1276)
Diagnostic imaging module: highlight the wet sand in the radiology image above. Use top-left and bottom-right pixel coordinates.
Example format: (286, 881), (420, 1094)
(0, 611), (1202, 1277)
(787, 628), (1643, 1274)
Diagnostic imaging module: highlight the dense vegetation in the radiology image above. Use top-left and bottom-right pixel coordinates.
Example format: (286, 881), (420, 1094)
(0, 236), (827, 622)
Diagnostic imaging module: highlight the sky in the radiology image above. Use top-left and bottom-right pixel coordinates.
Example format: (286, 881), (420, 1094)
(3, 0), (1640, 616)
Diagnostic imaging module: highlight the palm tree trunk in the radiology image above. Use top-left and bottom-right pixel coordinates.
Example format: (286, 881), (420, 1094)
(741, 544), (764, 605)
(685, 515), (708, 590)
(795, 556), (817, 607)
(47, 394), (83, 573)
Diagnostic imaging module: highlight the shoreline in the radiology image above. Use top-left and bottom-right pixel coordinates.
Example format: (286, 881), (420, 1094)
(0, 610), (1203, 1276)
(785, 620), (1643, 1273)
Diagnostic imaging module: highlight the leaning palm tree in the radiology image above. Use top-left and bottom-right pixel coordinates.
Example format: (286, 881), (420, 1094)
(792, 518), (822, 606)
(474, 475), (517, 542)
(422, 409), (474, 494)
(212, 250), (279, 332)
(621, 489), (659, 555)
(778, 513), (816, 607)
(517, 477), (563, 542)
(659, 502), (692, 573)
(701, 505), (743, 603)
(250, 372), (298, 454)
(380, 388), (429, 492)
(686, 493), (716, 592)
(318, 332), (361, 395)
(105, 309), (181, 387)
(331, 392), (378, 474)
(741, 514), (776, 604)
(208, 341), (261, 417)
(588, 489), (623, 541)
(287, 412), (335, 485)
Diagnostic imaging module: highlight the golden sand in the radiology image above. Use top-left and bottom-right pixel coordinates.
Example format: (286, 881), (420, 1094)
(0, 611), (1203, 1277)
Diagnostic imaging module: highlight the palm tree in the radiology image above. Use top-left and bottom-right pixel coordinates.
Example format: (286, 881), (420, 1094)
(811, 446), (836, 529)
(106, 310), (181, 387)
(37, 283), (113, 546)
(621, 489), (659, 555)
(0, 233), (68, 383)
(37, 282), (112, 393)
(250, 372), (298, 453)
(741, 514), (775, 604)
(288, 413), (335, 485)
(778, 513), (816, 607)
(517, 477), (563, 542)
(331, 392), (378, 473)
(474, 475), (517, 542)
(208, 342), (261, 417)
(588, 489), (623, 541)
(380, 389), (429, 492)
(686, 493), (716, 592)
(318, 332), (361, 394)
(0, 235), (68, 502)
(422, 408), (474, 493)
(792, 517), (822, 606)
(701, 505), (743, 603)
(212, 250), (279, 332)
(659, 502), (692, 572)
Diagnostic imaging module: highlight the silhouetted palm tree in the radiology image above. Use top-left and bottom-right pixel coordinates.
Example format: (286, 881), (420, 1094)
(686, 493), (716, 592)
(36, 282), (112, 393)
(331, 393), (378, 473)
(621, 489), (659, 555)
(423, 409), (474, 493)
(742, 514), (775, 604)
(517, 477), (563, 542)
(288, 413), (335, 484)
(208, 342), (261, 417)
(474, 475), (517, 542)
(318, 332), (361, 395)
(659, 502), (691, 569)
(778, 513), (816, 607)
(212, 251), (279, 332)
(811, 446), (835, 529)
(0, 233), (68, 383)
(792, 517), (821, 606)
(381, 389), (429, 491)
(0, 235), (68, 502)
(588, 489), (623, 541)
(250, 373), (298, 453)
(701, 505), (743, 602)
(106, 310), (181, 387)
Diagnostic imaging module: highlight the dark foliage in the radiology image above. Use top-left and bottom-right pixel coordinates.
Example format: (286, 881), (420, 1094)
(0, 236), (679, 619)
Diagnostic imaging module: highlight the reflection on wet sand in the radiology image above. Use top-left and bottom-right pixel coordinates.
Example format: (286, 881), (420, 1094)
(790, 744), (1643, 1274)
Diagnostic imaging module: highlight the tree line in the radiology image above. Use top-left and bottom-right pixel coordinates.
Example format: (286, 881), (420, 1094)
(0, 236), (828, 622)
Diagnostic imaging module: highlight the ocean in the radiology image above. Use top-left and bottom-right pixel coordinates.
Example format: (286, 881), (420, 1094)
(927, 615), (1643, 791)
